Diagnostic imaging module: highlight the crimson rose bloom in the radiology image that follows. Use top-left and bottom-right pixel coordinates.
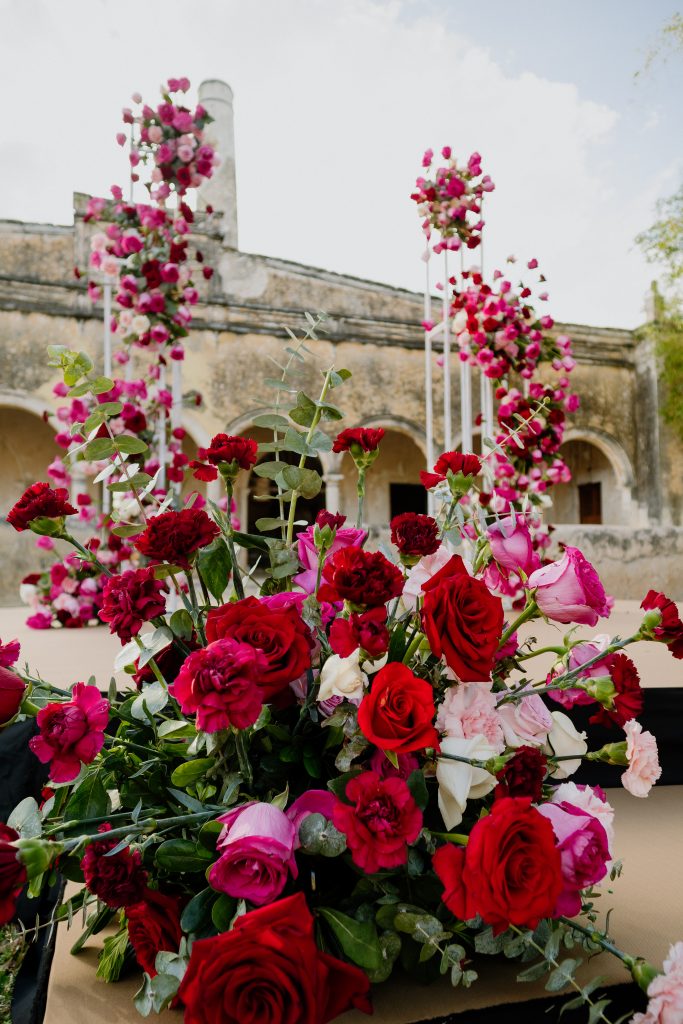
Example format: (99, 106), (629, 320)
(29, 683), (109, 783)
(170, 639), (267, 732)
(332, 427), (385, 453)
(641, 590), (683, 659)
(317, 546), (404, 608)
(0, 666), (26, 727)
(495, 745), (548, 802)
(333, 771), (422, 874)
(134, 508), (219, 568)
(81, 823), (148, 908)
(433, 797), (562, 933)
(206, 596), (312, 700)
(390, 512), (440, 558)
(99, 567), (168, 643)
(7, 482), (77, 532)
(358, 663), (438, 754)
(420, 451), (481, 490)
(422, 555), (504, 681)
(329, 606), (389, 659)
(127, 888), (184, 976)
(0, 824), (26, 925)
(589, 653), (644, 728)
(190, 433), (258, 482)
(178, 892), (372, 1024)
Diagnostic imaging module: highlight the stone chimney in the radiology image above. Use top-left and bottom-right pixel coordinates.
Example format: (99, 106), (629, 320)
(197, 79), (238, 248)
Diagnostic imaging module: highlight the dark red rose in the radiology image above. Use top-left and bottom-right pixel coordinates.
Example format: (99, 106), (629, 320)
(206, 596), (312, 701)
(422, 555), (503, 681)
(317, 547), (403, 608)
(316, 510), (346, 530)
(332, 427), (385, 453)
(495, 745), (548, 802)
(589, 653), (644, 728)
(99, 567), (168, 643)
(170, 639), (266, 732)
(357, 663), (438, 754)
(7, 482), (77, 532)
(127, 888), (184, 976)
(390, 512), (440, 558)
(190, 433), (258, 482)
(329, 607), (389, 659)
(141, 259), (162, 288)
(178, 891), (372, 1024)
(0, 824), (26, 925)
(433, 797), (562, 933)
(0, 666), (26, 726)
(81, 823), (148, 908)
(134, 508), (219, 568)
(333, 771), (422, 874)
(122, 409), (147, 434)
(420, 451), (481, 490)
(641, 590), (683, 659)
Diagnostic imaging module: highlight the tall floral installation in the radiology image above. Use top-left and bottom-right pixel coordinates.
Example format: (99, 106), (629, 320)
(1, 87), (683, 1024)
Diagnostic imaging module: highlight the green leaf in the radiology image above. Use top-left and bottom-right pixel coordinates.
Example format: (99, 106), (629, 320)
(96, 927), (130, 982)
(517, 960), (551, 983)
(211, 893), (237, 932)
(289, 392), (318, 428)
(169, 609), (194, 640)
(253, 460), (287, 480)
(588, 1000), (613, 1024)
(170, 758), (215, 788)
(64, 773), (108, 821)
(131, 680), (168, 721)
(111, 523), (143, 538)
(232, 530), (270, 553)
(84, 437), (117, 461)
(115, 435), (149, 455)
(318, 908), (383, 971)
(406, 770), (429, 811)
(366, 930), (402, 984)
(7, 797), (42, 839)
(89, 376), (115, 395)
(309, 429), (333, 452)
(326, 769), (362, 801)
(197, 538), (232, 601)
(155, 839), (215, 873)
(474, 927), (506, 955)
(252, 413), (291, 429)
(545, 958), (582, 993)
(329, 368), (352, 388)
(180, 887), (216, 934)
(255, 517), (287, 532)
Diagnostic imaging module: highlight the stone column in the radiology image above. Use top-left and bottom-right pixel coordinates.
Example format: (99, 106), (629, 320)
(197, 79), (238, 248)
(323, 473), (345, 517)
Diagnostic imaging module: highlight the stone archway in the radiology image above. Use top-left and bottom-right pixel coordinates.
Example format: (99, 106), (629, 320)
(551, 430), (637, 526)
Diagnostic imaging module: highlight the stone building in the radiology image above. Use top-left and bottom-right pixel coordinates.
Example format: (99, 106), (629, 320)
(1, 80), (682, 602)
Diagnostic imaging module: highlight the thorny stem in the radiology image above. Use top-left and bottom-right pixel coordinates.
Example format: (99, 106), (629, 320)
(498, 598), (539, 649)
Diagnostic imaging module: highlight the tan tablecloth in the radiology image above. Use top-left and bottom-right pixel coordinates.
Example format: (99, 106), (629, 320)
(43, 786), (683, 1023)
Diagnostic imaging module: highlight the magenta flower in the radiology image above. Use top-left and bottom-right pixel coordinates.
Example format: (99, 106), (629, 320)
(170, 639), (266, 733)
(537, 800), (610, 916)
(208, 802), (297, 906)
(528, 547), (610, 626)
(0, 638), (20, 669)
(29, 683), (109, 782)
(293, 523), (367, 595)
(486, 515), (540, 577)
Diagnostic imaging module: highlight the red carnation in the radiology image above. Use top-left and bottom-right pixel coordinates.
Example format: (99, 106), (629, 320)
(316, 509), (346, 530)
(178, 892), (371, 1024)
(641, 590), (683, 659)
(7, 482), (77, 532)
(0, 824), (26, 925)
(81, 823), (148, 908)
(420, 451), (481, 490)
(0, 666), (26, 727)
(29, 683), (109, 783)
(495, 745), (548, 802)
(422, 555), (504, 681)
(433, 797), (562, 933)
(358, 663), (438, 754)
(317, 546), (404, 608)
(190, 433), (258, 482)
(99, 567), (168, 643)
(134, 508), (219, 568)
(390, 512), (440, 560)
(333, 771), (422, 874)
(332, 427), (385, 454)
(206, 596), (312, 701)
(329, 606), (389, 659)
(170, 639), (266, 732)
(589, 653), (644, 728)
(127, 888), (184, 976)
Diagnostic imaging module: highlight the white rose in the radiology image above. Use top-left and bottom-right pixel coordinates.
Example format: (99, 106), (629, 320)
(318, 650), (368, 704)
(436, 734), (497, 830)
(131, 314), (150, 336)
(544, 711), (587, 779)
(19, 582), (37, 607)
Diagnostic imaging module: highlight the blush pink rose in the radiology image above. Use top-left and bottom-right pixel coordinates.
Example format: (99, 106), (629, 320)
(551, 781), (615, 855)
(436, 682), (504, 753)
(293, 524), (367, 595)
(402, 546), (453, 611)
(528, 547), (610, 626)
(538, 800), (610, 916)
(622, 720), (662, 797)
(286, 790), (338, 848)
(486, 515), (540, 577)
(633, 942), (683, 1024)
(208, 802), (297, 906)
(29, 683), (109, 782)
(547, 635), (611, 708)
(497, 688), (553, 748)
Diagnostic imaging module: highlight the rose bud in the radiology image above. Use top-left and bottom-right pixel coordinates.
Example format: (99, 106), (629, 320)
(486, 514), (540, 577)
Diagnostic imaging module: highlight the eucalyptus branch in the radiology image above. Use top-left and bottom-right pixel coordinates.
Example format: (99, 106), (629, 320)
(60, 810), (214, 851)
(285, 367), (334, 549)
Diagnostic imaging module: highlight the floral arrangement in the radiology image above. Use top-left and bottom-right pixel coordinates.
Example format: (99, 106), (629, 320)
(411, 147), (495, 253)
(1, 317), (682, 1024)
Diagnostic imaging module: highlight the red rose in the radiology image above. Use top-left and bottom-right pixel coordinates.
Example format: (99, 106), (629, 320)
(99, 567), (168, 643)
(422, 555), (503, 681)
(141, 259), (162, 288)
(317, 547), (403, 608)
(433, 797), (562, 933)
(81, 823), (148, 908)
(390, 512), (440, 559)
(190, 433), (258, 482)
(206, 596), (312, 700)
(127, 888), (184, 976)
(641, 590), (683, 659)
(333, 771), (422, 873)
(134, 508), (220, 569)
(357, 663), (438, 754)
(494, 745), (548, 802)
(6, 482), (77, 532)
(170, 639), (266, 732)
(332, 427), (385, 453)
(329, 607), (389, 659)
(178, 892), (372, 1024)
(420, 451), (481, 490)
(589, 653), (643, 728)
(0, 824), (26, 925)
(0, 666), (26, 727)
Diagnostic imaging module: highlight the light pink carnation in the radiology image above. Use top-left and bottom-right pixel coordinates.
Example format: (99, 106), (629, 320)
(633, 942), (683, 1024)
(622, 720), (662, 797)
(436, 682), (504, 752)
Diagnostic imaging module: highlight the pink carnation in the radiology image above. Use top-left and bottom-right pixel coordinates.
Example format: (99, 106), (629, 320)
(170, 639), (267, 733)
(99, 567), (168, 643)
(634, 942), (683, 1024)
(436, 682), (505, 752)
(622, 720), (662, 797)
(29, 683), (109, 782)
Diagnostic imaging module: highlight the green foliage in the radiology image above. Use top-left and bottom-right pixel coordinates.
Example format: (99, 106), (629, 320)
(639, 301), (683, 441)
(318, 908), (383, 971)
(196, 538), (232, 600)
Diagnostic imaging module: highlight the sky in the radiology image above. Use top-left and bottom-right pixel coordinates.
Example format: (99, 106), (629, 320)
(0, 0), (681, 328)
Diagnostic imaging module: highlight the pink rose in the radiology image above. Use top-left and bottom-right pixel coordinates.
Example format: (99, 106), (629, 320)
(622, 720), (662, 797)
(436, 682), (504, 753)
(497, 688), (553, 748)
(29, 683), (109, 782)
(551, 781), (615, 855)
(486, 515), (540, 577)
(528, 547), (610, 626)
(286, 790), (338, 848)
(293, 524), (366, 595)
(634, 942), (683, 1024)
(538, 800), (610, 916)
(208, 802), (297, 906)
(402, 546), (453, 612)
(547, 635), (611, 708)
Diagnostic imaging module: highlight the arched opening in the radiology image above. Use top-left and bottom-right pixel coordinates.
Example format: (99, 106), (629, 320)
(551, 439), (626, 525)
(0, 406), (57, 511)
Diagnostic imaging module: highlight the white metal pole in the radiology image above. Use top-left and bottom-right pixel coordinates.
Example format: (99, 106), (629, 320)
(102, 279), (113, 514)
(424, 254), (435, 516)
(157, 363), (167, 492)
(171, 357), (183, 497)
(442, 247), (452, 451)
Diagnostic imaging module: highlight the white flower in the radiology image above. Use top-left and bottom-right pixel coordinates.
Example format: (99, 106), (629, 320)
(317, 650), (368, 704)
(544, 711), (587, 779)
(436, 734), (497, 830)
(131, 314), (150, 336)
(19, 582), (38, 607)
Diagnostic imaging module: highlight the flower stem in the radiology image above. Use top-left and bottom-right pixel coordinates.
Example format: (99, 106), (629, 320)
(61, 534), (113, 577)
(558, 917), (635, 968)
(498, 598), (538, 649)
(402, 630), (425, 665)
(285, 368), (334, 550)
(356, 469), (366, 529)
(234, 729), (253, 786)
(224, 481), (245, 601)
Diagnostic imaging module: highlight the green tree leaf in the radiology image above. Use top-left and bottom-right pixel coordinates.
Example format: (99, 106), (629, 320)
(318, 908), (383, 971)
